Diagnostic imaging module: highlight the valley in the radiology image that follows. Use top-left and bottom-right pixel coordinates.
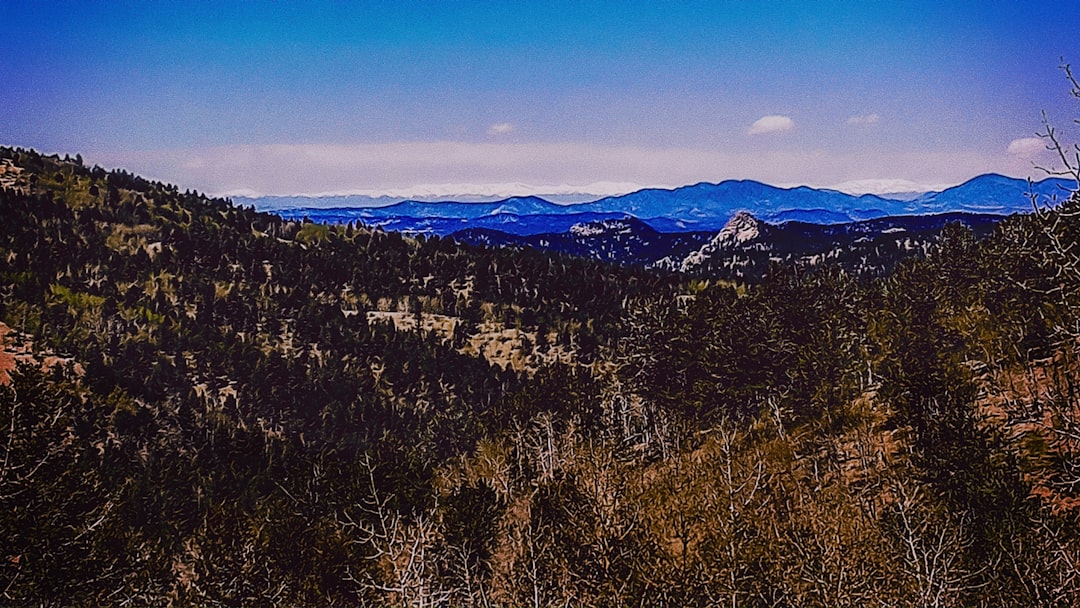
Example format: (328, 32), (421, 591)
(260, 174), (1064, 282)
(7, 1), (1080, 605)
(252, 172), (1071, 235)
(3, 147), (1080, 606)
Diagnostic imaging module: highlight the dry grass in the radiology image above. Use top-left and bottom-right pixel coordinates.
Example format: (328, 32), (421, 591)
(0, 159), (25, 193)
(974, 341), (1080, 515)
(0, 322), (15, 385)
(366, 311), (578, 373)
(366, 311), (459, 338)
(0, 322), (84, 385)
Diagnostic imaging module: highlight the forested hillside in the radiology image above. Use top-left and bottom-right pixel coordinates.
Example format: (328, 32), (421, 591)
(447, 210), (1007, 280)
(2, 146), (1080, 607)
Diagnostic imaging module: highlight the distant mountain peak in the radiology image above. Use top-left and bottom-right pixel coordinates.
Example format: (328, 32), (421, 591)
(716, 211), (762, 246)
(675, 211), (767, 272)
(259, 173), (1075, 237)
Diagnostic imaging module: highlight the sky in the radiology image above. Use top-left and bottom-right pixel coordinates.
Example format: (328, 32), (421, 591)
(2, 1), (1080, 198)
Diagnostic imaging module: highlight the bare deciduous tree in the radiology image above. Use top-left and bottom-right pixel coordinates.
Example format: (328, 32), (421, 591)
(888, 480), (990, 608)
(343, 456), (450, 608)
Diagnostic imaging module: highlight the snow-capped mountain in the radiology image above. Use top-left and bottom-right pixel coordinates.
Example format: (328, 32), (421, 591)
(359, 196), (569, 220)
(257, 173), (1073, 237)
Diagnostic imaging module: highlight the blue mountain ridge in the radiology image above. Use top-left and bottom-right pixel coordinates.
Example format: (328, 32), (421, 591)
(271, 210), (636, 237)
(255, 174), (1073, 236)
(448, 212), (1009, 273)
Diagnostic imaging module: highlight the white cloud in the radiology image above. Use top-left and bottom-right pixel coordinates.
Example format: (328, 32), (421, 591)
(1007, 136), (1046, 158)
(88, 141), (1051, 199)
(747, 115), (794, 135)
(269, 181), (648, 201)
(487, 122), (515, 135)
(847, 113), (881, 126)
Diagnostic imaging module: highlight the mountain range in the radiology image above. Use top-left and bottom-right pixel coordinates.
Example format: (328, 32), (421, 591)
(6, 147), (1080, 605)
(245, 173), (1073, 236)
(451, 211), (1007, 280)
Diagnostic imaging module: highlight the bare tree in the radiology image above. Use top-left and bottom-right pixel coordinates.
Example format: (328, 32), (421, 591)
(888, 480), (990, 608)
(1035, 62), (1080, 188)
(1026, 62), (1080, 314)
(343, 456), (451, 608)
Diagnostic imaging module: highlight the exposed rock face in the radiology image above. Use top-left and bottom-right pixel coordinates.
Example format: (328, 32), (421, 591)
(678, 211), (765, 272)
(569, 218), (636, 237)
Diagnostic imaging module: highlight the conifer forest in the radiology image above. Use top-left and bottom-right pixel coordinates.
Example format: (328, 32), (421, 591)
(3, 128), (1080, 604)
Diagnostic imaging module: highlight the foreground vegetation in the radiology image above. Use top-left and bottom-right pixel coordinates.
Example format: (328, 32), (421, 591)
(2, 143), (1079, 607)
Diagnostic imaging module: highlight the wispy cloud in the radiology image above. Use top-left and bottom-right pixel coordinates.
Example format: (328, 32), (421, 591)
(847, 113), (880, 126)
(747, 115), (794, 135)
(246, 181), (648, 201)
(1007, 136), (1046, 158)
(487, 122), (515, 135)
(89, 141), (1046, 198)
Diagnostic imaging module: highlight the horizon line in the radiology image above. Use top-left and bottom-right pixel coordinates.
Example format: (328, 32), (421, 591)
(222, 173), (1054, 202)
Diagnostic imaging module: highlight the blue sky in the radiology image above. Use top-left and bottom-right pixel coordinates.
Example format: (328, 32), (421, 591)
(2, 1), (1079, 197)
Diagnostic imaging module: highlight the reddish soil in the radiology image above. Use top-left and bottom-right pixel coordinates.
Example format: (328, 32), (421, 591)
(0, 322), (16, 386)
(0, 322), (84, 386)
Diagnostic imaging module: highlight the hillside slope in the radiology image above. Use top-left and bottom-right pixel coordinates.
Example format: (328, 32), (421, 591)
(2, 147), (1080, 607)
(453, 210), (1006, 280)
